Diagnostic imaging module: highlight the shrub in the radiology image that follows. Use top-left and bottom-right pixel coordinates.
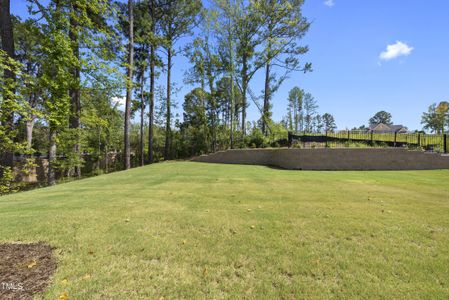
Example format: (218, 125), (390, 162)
(0, 166), (17, 195)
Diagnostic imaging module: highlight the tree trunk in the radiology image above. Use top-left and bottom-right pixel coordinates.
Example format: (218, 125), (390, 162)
(148, 0), (155, 163)
(148, 52), (155, 163)
(0, 0), (14, 87)
(104, 145), (109, 173)
(164, 48), (172, 160)
(140, 72), (145, 167)
(48, 129), (57, 186)
(230, 76), (234, 149)
(228, 20), (234, 149)
(294, 102), (298, 132)
(26, 119), (35, 151)
(69, 3), (81, 178)
(124, 0), (134, 170)
(25, 90), (38, 152)
(208, 77), (216, 152)
(262, 61), (270, 135)
(262, 18), (274, 136)
(212, 105), (217, 152)
(241, 56), (248, 136)
(0, 0), (15, 170)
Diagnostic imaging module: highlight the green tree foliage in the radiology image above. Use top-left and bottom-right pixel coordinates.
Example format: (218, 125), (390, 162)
(123, 0), (134, 170)
(13, 18), (45, 151)
(133, 0), (152, 166)
(184, 9), (222, 152)
(27, 1), (75, 185)
(0, 51), (23, 151)
(215, 76), (243, 131)
(1, 0), (17, 172)
(322, 113), (337, 132)
(369, 110), (393, 126)
(303, 92), (317, 133)
(287, 86), (304, 132)
(158, 0), (202, 159)
(0, 165), (16, 195)
(0, 50), (27, 192)
(313, 114), (323, 133)
(421, 102), (449, 134)
(68, 0), (116, 177)
(41, 33), (74, 185)
(81, 87), (123, 173)
(180, 88), (209, 156)
(29, 0), (120, 177)
(213, 0), (240, 148)
(2, 0), (319, 193)
(25, 0), (120, 183)
(256, 0), (311, 135)
(147, 0), (162, 163)
(232, 0), (263, 136)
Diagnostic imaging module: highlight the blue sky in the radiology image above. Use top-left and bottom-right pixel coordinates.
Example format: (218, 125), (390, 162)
(291, 0), (449, 130)
(11, 0), (449, 130)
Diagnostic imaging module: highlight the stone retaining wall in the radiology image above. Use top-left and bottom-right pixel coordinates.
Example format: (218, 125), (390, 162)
(191, 148), (449, 170)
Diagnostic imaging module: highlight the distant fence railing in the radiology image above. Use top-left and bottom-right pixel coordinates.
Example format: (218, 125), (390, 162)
(288, 130), (448, 153)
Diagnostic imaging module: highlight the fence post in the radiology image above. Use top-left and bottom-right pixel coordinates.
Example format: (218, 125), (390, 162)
(347, 130), (350, 141)
(394, 132), (397, 147)
(370, 130), (373, 146)
(417, 132), (421, 147)
(444, 134), (447, 153)
(288, 131), (293, 148)
(325, 130), (328, 148)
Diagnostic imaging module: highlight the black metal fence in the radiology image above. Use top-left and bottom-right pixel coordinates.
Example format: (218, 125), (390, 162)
(288, 130), (448, 153)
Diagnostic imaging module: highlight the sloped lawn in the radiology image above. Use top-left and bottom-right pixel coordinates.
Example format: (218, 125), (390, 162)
(1, 162), (448, 299)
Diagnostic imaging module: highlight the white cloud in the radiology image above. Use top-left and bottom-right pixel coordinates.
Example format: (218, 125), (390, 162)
(324, 0), (335, 7)
(379, 41), (414, 61)
(111, 96), (126, 111)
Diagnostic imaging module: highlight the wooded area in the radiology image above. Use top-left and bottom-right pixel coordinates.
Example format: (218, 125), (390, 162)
(0, 0), (311, 190)
(2, 0), (447, 193)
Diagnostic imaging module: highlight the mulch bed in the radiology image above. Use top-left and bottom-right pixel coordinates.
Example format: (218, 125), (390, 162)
(0, 242), (57, 300)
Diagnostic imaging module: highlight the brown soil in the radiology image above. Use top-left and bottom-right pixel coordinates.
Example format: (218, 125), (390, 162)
(0, 242), (57, 300)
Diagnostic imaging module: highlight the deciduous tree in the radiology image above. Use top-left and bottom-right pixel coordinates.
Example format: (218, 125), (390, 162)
(256, 0), (311, 135)
(159, 0), (201, 159)
(124, 0), (134, 170)
(322, 113), (337, 132)
(303, 92), (317, 133)
(0, 0), (16, 171)
(369, 111), (393, 126)
(287, 86), (304, 132)
(421, 102), (449, 134)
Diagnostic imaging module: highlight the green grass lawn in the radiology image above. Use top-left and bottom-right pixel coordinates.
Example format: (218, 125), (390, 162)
(1, 162), (449, 299)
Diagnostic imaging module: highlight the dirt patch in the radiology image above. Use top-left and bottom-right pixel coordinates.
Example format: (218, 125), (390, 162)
(0, 242), (57, 300)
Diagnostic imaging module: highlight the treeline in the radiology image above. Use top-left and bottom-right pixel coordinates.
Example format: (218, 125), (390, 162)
(0, 0), (310, 190)
(421, 102), (449, 134)
(352, 106), (449, 134)
(283, 86), (336, 133)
